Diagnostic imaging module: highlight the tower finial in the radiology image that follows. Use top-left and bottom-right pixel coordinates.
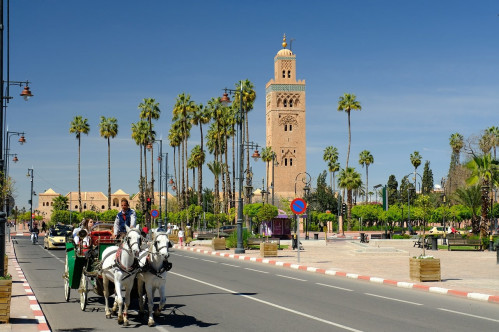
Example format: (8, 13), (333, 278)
(282, 33), (287, 49)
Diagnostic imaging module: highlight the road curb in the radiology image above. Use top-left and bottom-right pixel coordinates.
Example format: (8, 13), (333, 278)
(9, 239), (51, 331)
(174, 245), (499, 305)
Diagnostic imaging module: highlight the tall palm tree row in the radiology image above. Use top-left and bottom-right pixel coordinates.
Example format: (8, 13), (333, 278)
(358, 150), (374, 203)
(99, 116), (118, 210)
(190, 145), (205, 206)
(485, 126), (499, 159)
(172, 93), (196, 212)
(190, 103), (210, 205)
(138, 98), (161, 200)
(323, 145), (339, 190)
(69, 116), (90, 213)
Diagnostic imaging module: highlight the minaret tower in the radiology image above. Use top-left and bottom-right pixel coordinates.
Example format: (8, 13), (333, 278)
(266, 34), (306, 198)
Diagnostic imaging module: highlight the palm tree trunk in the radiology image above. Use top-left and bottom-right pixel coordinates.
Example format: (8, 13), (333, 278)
(225, 136), (231, 211)
(140, 145), (144, 212)
(107, 137), (111, 210)
(365, 166), (369, 203)
(172, 146), (178, 203)
(198, 125), (204, 206)
(346, 111), (351, 168)
(78, 137), (82, 213)
(232, 126), (236, 206)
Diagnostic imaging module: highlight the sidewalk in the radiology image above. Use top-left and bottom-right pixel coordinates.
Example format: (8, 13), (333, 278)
(180, 233), (499, 304)
(0, 230), (50, 331)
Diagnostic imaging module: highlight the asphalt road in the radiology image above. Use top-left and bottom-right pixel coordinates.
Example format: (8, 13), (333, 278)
(12, 235), (499, 332)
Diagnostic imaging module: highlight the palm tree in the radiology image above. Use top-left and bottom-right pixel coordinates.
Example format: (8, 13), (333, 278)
(190, 103), (211, 205)
(466, 154), (499, 237)
(358, 150), (374, 203)
(327, 161), (340, 193)
(337, 93), (362, 168)
(139, 98), (161, 198)
(449, 133), (464, 164)
(485, 126), (499, 159)
(323, 146), (339, 189)
(190, 145), (205, 206)
(454, 184), (481, 234)
(260, 147), (274, 203)
(207, 160), (223, 217)
(132, 120), (150, 213)
(337, 167), (362, 231)
(410, 151), (422, 191)
(69, 116), (90, 213)
(99, 116), (118, 210)
(172, 93), (196, 211)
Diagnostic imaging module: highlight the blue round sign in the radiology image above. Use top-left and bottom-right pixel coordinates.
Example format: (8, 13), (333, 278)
(150, 209), (159, 218)
(290, 198), (307, 215)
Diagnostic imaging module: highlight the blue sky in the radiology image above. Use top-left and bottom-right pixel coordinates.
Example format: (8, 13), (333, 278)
(5, 0), (499, 211)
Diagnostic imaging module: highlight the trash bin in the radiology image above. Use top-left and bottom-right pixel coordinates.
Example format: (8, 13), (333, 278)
(431, 236), (438, 250)
(314, 233), (319, 240)
(360, 233), (365, 243)
(292, 235), (298, 250)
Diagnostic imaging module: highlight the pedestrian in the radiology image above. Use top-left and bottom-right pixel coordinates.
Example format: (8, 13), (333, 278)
(113, 198), (137, 239)
(41, 220), (47, 234)
(178, 228), (184, 246)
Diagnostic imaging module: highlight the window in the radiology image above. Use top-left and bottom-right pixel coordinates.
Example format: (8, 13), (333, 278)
(284, 124), (287, 131)
(289, 99), (293, 107)
(284, 158), (288, 166)
(101, 205), (105, 209)
(290, 158), (293, 166)
(289, 124), (292, 131)
(288, 70), (291, 78)
(75, 205), (78, 210)
(84, 203), (87, 209)
(282, 70), (285, 78)
(51, 202), (53, 206)
(283, 99), (287, 107)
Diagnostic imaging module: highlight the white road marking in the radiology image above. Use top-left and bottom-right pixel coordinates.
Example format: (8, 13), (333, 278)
(201, 259), (217, 263)
(364, 293), (423, 306)
(316, 283), (354, 291)
(244, 268), (269, 274)
(221, 263), (240, 268)
(276, 274), (307, 282)
(170, 271), (364, 332)
(155, 325), (171, 332)
(438, 308), (499, 323)
(46, 250), (64, 264)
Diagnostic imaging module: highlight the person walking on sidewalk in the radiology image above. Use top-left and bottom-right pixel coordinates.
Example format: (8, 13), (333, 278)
(178, 228), (184, 246)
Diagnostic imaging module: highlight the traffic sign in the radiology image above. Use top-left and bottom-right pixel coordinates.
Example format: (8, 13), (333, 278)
(31, 213), (35, 219)
(150, 209), (159, 218)
(290, 198), (307, 215)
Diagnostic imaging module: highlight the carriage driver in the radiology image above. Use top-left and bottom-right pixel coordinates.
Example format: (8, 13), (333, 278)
(112, 198), (137, 239)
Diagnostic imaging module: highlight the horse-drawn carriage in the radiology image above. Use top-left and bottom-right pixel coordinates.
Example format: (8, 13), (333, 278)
(63, 223), (119, 310)
(63, 223), (172, 326)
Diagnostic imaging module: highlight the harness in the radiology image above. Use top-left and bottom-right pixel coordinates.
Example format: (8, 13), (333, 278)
(100, 229), (142, 279)
(142, 233), (172, 278)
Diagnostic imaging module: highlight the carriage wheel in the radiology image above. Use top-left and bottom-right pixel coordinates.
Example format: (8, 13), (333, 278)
(80, 271), (88, 311)
(64, 255), (71, 302)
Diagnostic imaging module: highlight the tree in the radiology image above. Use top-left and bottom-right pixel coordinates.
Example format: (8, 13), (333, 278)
(448, 132), (464, 196)
(422, 160), (434, 195)
(190, 103), (211, 205)
(454, 185), (481, 233)
(414, 195), (433, 256)
(261, 147), (274, 203)
(52, 195), (69, 212)
(386, 175), (398, 207)
(99, 116), (118, 210)
(337, 167), (362, 230)
(327, 161), (340, 193)
(69, 115), (90, 213)
(485, 126), (499, 160)
(358, 150), (374, 203)
(190, 145), (205, 206)
(132, 120), (150, 214)
(138, 98), (161, 201)
(323, 146), (339, 190)
(466, 154), (498, 237)
(337, 94), (361, 169)
(410, 151), (422, 190)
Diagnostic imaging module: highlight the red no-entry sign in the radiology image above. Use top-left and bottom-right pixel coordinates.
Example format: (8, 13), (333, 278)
(290, 198), (307, 215)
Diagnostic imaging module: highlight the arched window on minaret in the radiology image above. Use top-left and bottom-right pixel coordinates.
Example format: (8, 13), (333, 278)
(289, 99), (293, 107)
(284, 158), (288, 166)
(282, 70), (286, 78)
(288, 70), (291, 78)
(283, 99), (287, 107)
(290, 158), (293, 166)
(284, 124), (287, 131)
(289, 124), (293, 131)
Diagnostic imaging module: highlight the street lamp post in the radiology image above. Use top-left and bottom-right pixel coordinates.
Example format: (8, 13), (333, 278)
(244, 168), (253, 233)
(373, 184), (382, 204)
(27, 168), (34, 229)
(294, 172), (311, 262)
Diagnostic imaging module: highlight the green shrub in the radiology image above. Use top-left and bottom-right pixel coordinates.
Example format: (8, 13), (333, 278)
(225, 228), (252, 248)
(392, 234), (411, 239)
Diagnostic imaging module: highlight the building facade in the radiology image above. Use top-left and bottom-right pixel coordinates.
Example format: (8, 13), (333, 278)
(265, 35), (307, 199)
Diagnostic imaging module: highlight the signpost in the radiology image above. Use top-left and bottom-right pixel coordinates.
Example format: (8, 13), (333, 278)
(290, 198), (307, 263)
(151, 209), (159, 228)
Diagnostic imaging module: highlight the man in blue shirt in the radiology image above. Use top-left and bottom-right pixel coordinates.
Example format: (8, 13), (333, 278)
(113, 198), (137, 238)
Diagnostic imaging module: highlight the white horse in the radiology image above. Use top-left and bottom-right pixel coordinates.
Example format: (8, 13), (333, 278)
(100, 226), (142, 326)
(137, 232), (172, 326)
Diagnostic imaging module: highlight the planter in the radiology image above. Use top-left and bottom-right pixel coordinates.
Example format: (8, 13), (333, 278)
(260, 242), (278, 257)
(409, 257), (441, 282)
(212, 238), (226, 251)
(168, 235), (179, 244)
(0, 279), (12, 323)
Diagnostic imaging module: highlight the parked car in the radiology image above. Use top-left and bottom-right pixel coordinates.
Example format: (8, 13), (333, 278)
(44, 228), (66, 249)
(428, 226), (465, 235)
